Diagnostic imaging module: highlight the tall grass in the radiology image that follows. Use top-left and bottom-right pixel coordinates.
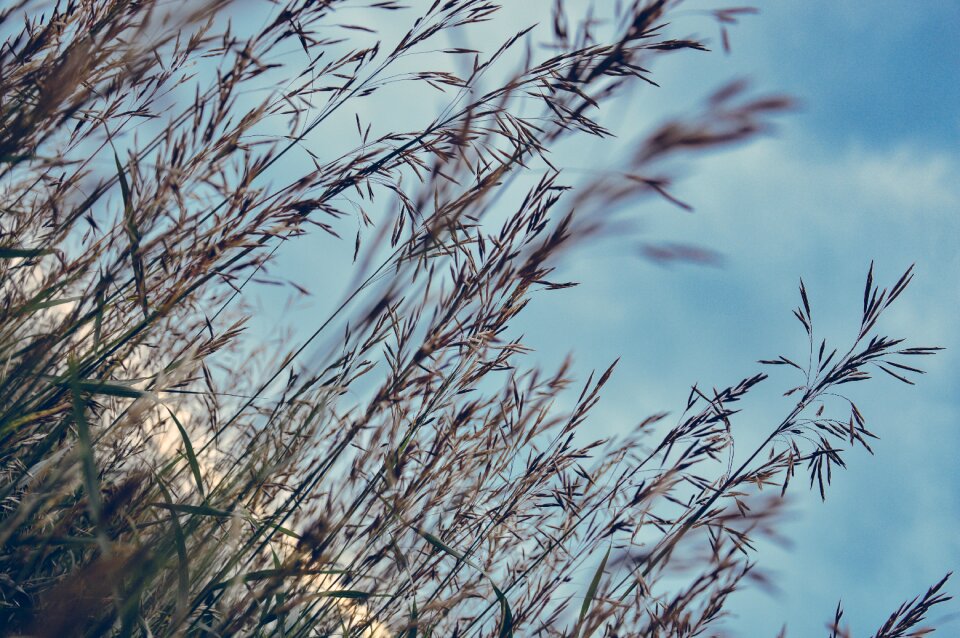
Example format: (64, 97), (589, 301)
(0, 1), (949, 636)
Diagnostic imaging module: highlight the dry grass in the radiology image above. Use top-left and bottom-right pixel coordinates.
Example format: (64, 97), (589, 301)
(0, 1), (950, 636)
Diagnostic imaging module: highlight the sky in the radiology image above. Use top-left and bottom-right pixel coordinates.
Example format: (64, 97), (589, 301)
(513, 2), (960, 635)
(227, 1), (960, 635)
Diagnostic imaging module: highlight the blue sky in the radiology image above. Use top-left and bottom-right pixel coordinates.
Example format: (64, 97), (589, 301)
(232, 1), (959, 634)
(743, 2), (960, 153)
(513, 2), (960, 634)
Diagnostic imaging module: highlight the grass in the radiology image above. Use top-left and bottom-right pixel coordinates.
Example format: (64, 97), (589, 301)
(0, 1), (950, 636)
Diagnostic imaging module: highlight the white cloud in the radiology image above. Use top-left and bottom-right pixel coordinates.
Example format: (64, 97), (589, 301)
(511, 126), (960, 634)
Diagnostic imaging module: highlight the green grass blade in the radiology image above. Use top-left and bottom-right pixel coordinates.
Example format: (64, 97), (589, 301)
(417, 530), (513, 637)
(492, 585), (514, 638)
(207, 568), (347, 592)
(0, 246), (53, 259)
(404, 599), (418, 638)
(163, 405), (205, 500)
(270, 546), (287, 637)
(574, 544), (610, 638)
(43, 375), (146, 398)
(312, 590), (374, 600)
(67, 360), (109, 554)
(155, 475), (190, 615)
(150, 502), (232, 518)
(17, 295), (81, 315)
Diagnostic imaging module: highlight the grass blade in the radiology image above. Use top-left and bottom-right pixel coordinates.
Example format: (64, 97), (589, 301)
(155, 475), (190, 615)
(574, 544), (610, 638)
(114, 151), (149, 319)
(164, 405), (205, 500)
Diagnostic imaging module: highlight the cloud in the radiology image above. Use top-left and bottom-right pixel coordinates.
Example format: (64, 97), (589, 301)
(510, 124), (960, 634)
(655, 137), (960, 634)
